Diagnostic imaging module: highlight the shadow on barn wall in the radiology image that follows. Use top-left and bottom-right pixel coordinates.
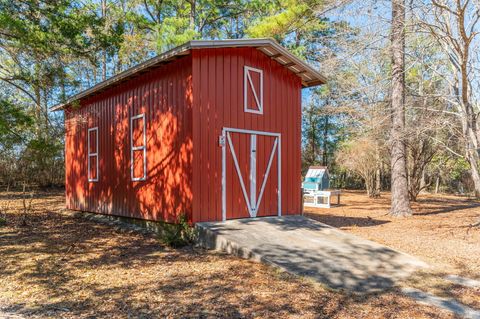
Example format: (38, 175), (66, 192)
(65, 56), (193, 224)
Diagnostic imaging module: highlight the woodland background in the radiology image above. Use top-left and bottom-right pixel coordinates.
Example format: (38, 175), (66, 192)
(1, 0), (479, 201)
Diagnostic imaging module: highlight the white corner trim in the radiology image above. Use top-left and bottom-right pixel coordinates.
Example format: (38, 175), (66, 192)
(130, 113), (147, 181)
(87, 127), (99, 182)
(244, 66), (263, 114)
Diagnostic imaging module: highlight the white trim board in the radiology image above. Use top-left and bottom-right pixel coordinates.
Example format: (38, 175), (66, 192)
(87, 127), (99, 182)
(244, 66), (263, 114)
(130, 113), (147, 181)
(221, 127), (281, 221)
(51, 38), (327, 111)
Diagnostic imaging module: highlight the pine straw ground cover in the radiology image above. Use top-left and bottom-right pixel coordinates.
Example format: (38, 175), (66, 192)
(305, 191), (480, 311)
(305, 191), (480, 278)
(0, 190), (459, 318)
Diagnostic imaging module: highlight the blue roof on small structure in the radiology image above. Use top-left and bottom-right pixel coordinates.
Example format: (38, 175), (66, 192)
(303, 166), (329, 190)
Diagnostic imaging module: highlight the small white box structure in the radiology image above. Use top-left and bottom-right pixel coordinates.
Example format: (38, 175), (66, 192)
(302, 166), (340, 208)
(303, 190), (341, 208)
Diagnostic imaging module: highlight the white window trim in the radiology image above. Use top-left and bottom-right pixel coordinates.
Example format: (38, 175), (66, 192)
(244, 66), (263, 114)
(130, 113), (147, 181)
(87, 127), (99, 182)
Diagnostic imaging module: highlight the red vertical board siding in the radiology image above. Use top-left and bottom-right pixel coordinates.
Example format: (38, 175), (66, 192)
(65, 47), (303, 224)
(191, 47), (302, 223)
(65, 56), (193, 222)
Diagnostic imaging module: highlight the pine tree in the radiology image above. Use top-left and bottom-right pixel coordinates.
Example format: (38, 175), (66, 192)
(390, 0), (412, 216)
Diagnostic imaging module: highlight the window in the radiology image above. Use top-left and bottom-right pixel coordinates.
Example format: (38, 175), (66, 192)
(244, 66), (263, 114)
(87, 127), (99, 182)
(130, 113), (147, 181)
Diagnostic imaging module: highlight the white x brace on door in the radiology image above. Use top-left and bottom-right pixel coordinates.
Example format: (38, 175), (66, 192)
(221, 127), (281, 221)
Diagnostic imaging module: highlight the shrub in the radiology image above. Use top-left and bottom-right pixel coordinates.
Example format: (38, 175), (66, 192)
(159, 214), (197, 248)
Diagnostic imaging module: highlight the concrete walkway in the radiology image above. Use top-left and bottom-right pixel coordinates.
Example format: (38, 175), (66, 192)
(197, 215), (427, 292)
(402, 288), (480, 319)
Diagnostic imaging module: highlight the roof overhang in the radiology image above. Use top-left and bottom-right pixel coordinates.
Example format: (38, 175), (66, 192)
(51, 38), (327, 111)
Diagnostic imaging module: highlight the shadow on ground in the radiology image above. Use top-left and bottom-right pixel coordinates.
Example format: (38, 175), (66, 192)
(0, 191), (458, 318)
(305, 213), (390, 228)
(1, 208), (431, 318)
(413, 197), (480, 216)
(198, 216), (426, 293)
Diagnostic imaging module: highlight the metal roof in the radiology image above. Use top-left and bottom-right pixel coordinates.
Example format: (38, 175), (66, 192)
(51, 38), (327, 111)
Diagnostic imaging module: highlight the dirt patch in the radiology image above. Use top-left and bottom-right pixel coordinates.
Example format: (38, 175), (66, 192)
(0, 190), (455, 318)
(305, 191), (480, 279)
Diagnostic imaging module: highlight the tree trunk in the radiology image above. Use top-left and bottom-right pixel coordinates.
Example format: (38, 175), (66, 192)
(466, 147), (480, 197)
(188, 0), (196, 30)
(375, 142), (381, 197)
(390, 0), (412, 216)
(365, 178), (372, 197)
(458, 29), (480, 197)
(322, 115), (329, 166)
(102, 0), (107, 81)
(420, 168), (426, 192)
(34, 83), (42, 137)
(43, 88), (49, 130)
(33, 57), (42, 137)
(460, 62), (480, 197)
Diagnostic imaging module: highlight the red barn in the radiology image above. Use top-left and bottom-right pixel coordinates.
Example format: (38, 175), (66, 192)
(52, 39), (326, 223)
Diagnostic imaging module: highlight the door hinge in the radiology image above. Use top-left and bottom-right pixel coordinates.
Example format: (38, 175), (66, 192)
(219, 135), (226, 147)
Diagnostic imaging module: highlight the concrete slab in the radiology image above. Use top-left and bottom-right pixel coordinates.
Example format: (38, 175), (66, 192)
(197, 215), (428, 292)
(402, 288), (480, 319)
(445, 275), (480, 289)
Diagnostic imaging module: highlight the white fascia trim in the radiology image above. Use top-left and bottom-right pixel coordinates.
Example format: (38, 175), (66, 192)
(130, 113), (147, 181)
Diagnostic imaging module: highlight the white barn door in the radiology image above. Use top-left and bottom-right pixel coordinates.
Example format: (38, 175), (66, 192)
(221, 128), (281, 221)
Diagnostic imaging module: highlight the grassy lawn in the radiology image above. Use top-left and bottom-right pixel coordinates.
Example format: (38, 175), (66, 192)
(0, 190), (463, 318)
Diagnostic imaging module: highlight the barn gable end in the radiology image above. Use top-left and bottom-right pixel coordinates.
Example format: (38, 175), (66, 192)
(191, 47), (303, 222)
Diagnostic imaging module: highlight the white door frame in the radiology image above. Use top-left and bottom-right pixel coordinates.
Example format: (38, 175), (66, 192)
(221, 127), (281, 221)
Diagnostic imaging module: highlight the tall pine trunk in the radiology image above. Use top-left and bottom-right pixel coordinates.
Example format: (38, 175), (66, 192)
(375, 141), (381, 197)
(189, 0), (195, 30)
(101, 0), (107, 81)
(390, 0), (412, 216)
(322, 115), (329, 166)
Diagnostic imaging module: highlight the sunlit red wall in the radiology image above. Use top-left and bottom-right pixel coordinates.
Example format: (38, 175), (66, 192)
(191, 48), (302, 223)
(65, 48), (302, 224)
(65, 56), (193, 222)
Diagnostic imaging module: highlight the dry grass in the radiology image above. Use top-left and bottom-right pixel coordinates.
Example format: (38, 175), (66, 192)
(305, 191), (480, 279)
(0, 190), (456, 318)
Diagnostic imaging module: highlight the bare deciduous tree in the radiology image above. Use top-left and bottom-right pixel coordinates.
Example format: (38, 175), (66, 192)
(336, 137), (383, 197)
(415, 0), (480, 197)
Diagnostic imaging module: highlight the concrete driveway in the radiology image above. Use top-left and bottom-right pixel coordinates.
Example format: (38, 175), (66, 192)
(197, 216), (427, 292)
